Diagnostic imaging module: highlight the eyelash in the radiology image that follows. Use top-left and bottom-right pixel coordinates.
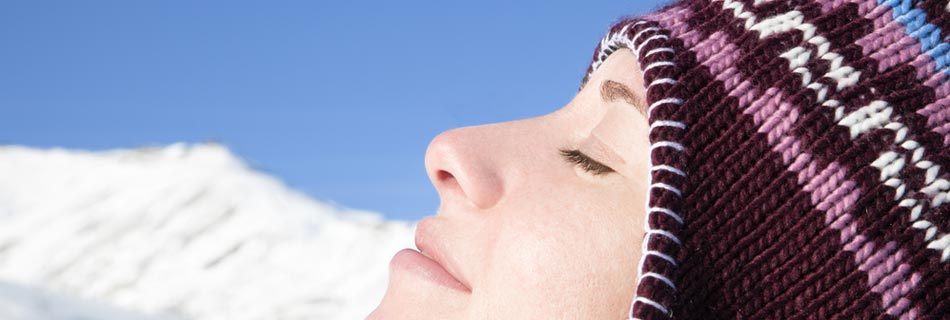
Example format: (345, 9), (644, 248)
(559, 149), (616, 176)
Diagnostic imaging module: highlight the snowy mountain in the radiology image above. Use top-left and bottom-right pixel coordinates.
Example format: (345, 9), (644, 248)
(0, 280), (172, 320)
(0, 143), (414, 320)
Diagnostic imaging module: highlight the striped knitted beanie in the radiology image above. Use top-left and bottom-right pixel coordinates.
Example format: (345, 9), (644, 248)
(583, 0), (950, 318)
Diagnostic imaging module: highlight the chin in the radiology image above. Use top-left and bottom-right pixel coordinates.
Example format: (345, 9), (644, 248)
(369, 285), (474, 319)
(367, 281), (465, 320)
(366, 299), (442, 320)
(365, 306), (385, 320)
(367, 297), (411, 320)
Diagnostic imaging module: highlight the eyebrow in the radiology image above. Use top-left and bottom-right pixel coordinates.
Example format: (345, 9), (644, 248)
(600, 80), (646, 116)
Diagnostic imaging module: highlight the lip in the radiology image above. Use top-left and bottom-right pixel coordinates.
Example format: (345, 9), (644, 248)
(390, 248), (469, 292)
(407, 217), (472, 292)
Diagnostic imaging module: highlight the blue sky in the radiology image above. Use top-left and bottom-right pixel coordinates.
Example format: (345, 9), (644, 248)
(1, 0), (666, 221)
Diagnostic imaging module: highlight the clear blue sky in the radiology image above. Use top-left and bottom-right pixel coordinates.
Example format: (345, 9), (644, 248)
(1, 0), (666, 221)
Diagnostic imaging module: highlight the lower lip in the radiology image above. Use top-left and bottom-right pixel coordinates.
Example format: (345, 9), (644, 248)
(390, 248), (470, 292)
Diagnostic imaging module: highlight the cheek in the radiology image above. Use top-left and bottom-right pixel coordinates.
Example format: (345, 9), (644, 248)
(479, 178), (640, 312)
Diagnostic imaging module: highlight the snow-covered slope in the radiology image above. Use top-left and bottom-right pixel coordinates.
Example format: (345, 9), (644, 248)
(0, 279), (173, 320)
(0, 143), (414, 320)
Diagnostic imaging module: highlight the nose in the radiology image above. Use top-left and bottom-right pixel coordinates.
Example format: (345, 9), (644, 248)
(424, 125), (505, 210)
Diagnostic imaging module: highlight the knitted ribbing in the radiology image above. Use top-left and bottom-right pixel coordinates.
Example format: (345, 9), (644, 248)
(584, 0), (950, 319)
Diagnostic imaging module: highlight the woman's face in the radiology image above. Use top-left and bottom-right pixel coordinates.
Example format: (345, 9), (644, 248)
(369, 48), (650, 319)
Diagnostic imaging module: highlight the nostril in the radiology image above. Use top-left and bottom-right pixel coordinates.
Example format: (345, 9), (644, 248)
(424, 128), (505, 209)
(436, 170), (467, 201)
(436, 170), (457, 186)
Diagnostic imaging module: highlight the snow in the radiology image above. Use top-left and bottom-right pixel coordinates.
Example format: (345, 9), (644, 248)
(0, 280), (173, 320)
(0, 143), (414, 319)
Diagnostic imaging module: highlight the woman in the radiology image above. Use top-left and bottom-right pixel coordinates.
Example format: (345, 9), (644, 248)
(371, 0), (950, 318)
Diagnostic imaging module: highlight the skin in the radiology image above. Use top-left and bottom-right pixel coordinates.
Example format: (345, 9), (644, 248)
(369, 48), (650, 319)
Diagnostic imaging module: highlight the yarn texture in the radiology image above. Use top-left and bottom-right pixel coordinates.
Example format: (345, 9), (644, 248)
(584, 0), (950, 318)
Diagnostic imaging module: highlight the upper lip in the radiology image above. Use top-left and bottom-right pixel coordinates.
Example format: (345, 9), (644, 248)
(415, 217), (472, 292)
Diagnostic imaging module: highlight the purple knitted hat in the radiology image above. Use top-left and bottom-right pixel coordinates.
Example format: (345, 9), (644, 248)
(584, 0), (950, 318)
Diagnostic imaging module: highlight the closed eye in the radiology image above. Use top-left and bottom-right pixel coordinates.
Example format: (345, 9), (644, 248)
(559, 149), (616, 176)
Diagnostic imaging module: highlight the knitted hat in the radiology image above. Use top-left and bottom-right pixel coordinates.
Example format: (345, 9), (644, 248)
(583, 0), (950, 318)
